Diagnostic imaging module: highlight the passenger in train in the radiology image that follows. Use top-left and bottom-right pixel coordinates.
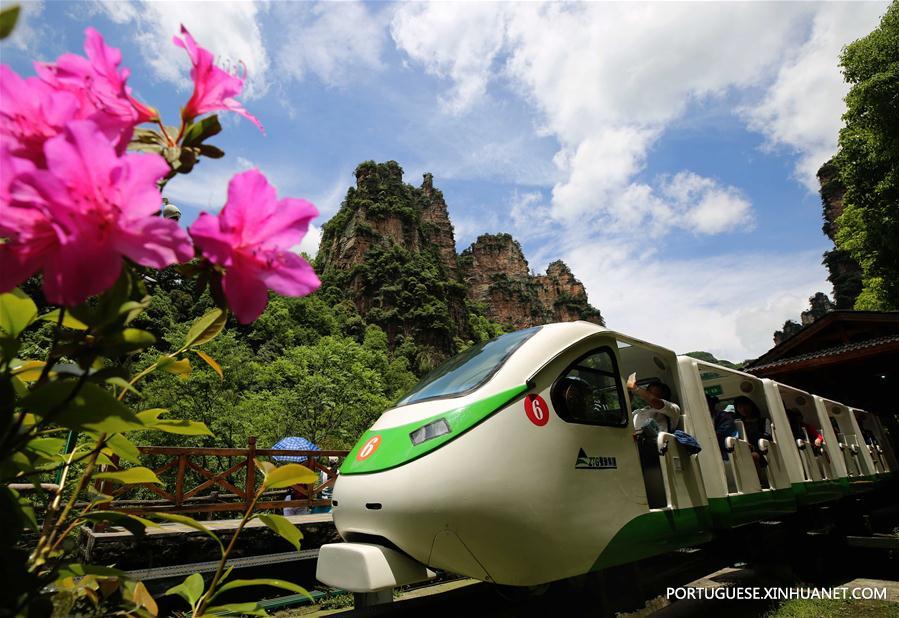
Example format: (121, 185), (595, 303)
(707, 395), (738, 460)
(627, 374), (681, 433)
(627, 374), (680, 509)
(734, 396), (771, 485)
(786, 408), (824, 450)
(734, 396), (770, 448)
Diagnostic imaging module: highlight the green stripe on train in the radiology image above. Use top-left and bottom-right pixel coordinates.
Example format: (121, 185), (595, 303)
(708, 489), (796, 528)
(340, 385), (529, 475)
(591, 506), (715, 571)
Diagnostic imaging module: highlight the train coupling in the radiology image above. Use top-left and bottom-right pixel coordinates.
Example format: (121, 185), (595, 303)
(316, 542), (436, 593)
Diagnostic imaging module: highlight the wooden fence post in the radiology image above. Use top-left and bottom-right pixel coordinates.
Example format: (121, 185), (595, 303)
(245, 436), (257, 509)
(175, 454), (187, 507)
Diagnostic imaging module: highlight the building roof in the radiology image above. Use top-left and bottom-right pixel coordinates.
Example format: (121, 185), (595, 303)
(746, 333), (899, 373)
(745, 311), (899, 369)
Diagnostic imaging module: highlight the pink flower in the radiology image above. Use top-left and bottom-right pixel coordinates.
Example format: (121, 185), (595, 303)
(2, 121), (194, 305)
(34, 28), (157, 149)
(173, 25), (263, 132)
(189, 170), (319, 323)
(0, 144), (50, 292)
(0, 65), (81, 165)
(1, 29), (155, 165)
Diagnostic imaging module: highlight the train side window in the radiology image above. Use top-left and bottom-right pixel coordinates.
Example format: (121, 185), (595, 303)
(551, 347), (627, 427)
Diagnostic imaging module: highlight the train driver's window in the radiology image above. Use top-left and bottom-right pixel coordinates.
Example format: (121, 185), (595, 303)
(551, 347), (627, 427)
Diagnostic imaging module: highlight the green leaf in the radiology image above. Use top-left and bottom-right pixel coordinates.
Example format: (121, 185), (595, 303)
(162, 357), (191, 378)
(79, 511), (159, 537)
(102, 433), (141, 464)
(11, 360), (46, 381)
(0, 5), (20, 39)
(21, 381), (145, 433)
(118, 299), (150, 324)
(106, 376), (141, 397)
(40, 309), (89, 330)
(148, 419), (213, 436)
(203, 602), (266, 616)
(93, 467), (161, 485)
(131, 581), (158, 616)
(197, 144), (225, 159)
(164, 572), (205, 609)
(181, 114), (222, 147)
(151, 513), (223, 552)
(105, 328), (156, 353)
(261, 463), (318, 489)
(138, 407), (213, 436)
(137, 408), (168, 424)
(23, 437), (64, 464)
(184, 308), (226, 348)
(193, 349), (223, 379)
(155, 355), (176, 370)
(257, 514), (303, 551)
(0, 288), (37, 338)
(211, 578), (311, 602)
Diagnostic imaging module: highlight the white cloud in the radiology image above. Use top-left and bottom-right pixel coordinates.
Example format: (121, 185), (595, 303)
(295, 224), (322, 258)
(391, 2), (507, 113)
(562, 242), (829, 361)
(744, 2), (888, 191)
(93, 0), (270, 99)
(273, 2), (386, 87)
(390, 3), (820, 233)
(659, 172), (754, 235)
(4, 0), (56, 57)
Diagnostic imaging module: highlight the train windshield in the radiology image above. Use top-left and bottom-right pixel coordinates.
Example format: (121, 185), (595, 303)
(397, 326), (542, 406)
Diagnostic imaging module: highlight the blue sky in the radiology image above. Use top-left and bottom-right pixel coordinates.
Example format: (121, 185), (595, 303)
(1, 1), (889, 360)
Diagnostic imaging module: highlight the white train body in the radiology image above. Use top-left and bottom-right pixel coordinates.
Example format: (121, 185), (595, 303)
(316, 322), (895, 592)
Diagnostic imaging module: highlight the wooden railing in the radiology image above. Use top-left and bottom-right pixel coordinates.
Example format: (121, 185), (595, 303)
(97, 437), (348, 515)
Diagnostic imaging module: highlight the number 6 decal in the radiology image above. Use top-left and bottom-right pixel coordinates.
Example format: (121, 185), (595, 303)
(525, 394), (550, 427)
(357, 435), (382, 461)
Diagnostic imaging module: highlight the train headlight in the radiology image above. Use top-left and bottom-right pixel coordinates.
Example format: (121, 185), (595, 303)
(409, 418), (451, 446)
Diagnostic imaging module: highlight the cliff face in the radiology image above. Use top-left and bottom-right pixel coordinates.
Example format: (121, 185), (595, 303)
(459, 234), (603, 328)
(317, 161), (604, 365)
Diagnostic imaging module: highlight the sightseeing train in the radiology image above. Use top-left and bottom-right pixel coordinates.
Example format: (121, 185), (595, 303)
(315, 322), (898, 594)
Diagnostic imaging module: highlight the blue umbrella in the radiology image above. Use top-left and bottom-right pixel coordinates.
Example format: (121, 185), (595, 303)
(272, 436), (320, 463)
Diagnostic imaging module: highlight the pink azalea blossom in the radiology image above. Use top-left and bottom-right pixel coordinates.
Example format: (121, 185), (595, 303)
(189, 170), (319, 323)
(0, 65), (81, 165)
(173, 25), (263, 132)
(1, 29), (154, 165)
(34, 27), (157, 149)
(2, 121), (193, 305)
(0, 144), (50, 293)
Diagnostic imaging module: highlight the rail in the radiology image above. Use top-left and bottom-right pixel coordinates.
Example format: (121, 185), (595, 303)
(96, 437), (349, 515)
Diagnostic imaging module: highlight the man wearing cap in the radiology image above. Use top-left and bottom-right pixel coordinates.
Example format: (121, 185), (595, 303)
(627, 374), (681, 434)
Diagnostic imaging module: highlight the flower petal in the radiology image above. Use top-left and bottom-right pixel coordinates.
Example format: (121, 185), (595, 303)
(42, 233), (121, 306)
(189, 212), (236, 267)
(221, 260), (270, 324)
(116, 217), (194, 268)
(259, 251), (321, 298)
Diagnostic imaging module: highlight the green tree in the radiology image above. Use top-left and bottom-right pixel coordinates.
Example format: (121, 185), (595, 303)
(833, 2), (899, 309)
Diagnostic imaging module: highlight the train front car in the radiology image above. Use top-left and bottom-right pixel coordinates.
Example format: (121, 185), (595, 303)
(317, 321), (713, 595)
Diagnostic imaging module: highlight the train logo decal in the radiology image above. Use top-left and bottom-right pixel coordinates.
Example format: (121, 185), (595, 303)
(356, 435), (382, 461)
(575, 448), (617, 470)
(524, 394), (550, 427)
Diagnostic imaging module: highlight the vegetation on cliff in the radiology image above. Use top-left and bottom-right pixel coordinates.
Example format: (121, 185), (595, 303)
(830, 3), (899, 310)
